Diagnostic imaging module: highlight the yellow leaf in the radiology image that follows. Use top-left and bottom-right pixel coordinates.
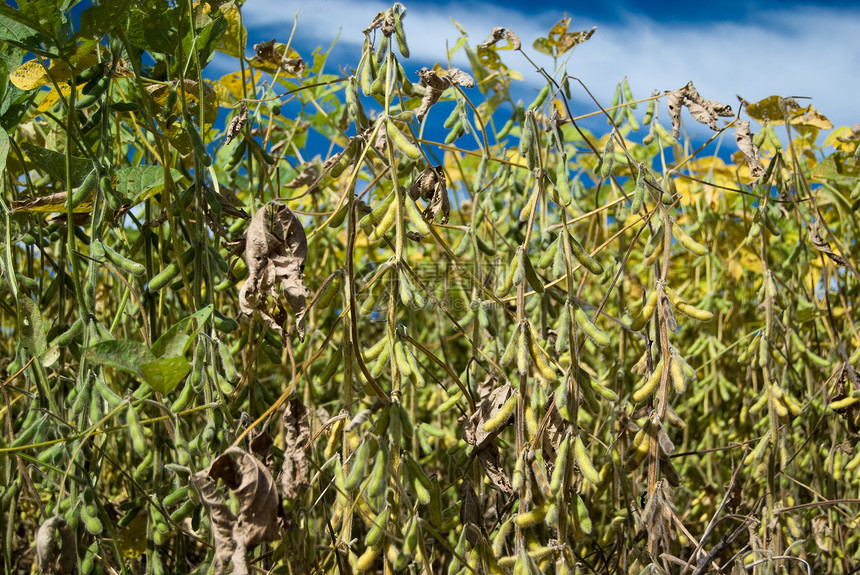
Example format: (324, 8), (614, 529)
(215, 4), (246, 58)
(10, 60), (52, 91)
(145, 79), (219, 125)
(36, 83), (72, 112)
(215, 71), (260, 106)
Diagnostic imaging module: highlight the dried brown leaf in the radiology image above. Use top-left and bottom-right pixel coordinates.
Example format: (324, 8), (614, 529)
(192, 448), (280, 575)
(506, 29), (522, 50)
(445, 67), (475, 89)
(458, 479), (483, 545)
(476, 443), (513, 494)
(462, 383), (512, 448)
(36, 516), (75, 575)
(286, 157), (321, 188)
(734, 121), (764, 178)
(239, 202), (310, 341)
(478, 27), (507, 49)
(225, 103), (247, 145)
(408, 165), (449, 224)
(809, 219), (849, 267)
(280, 398), (310, 498)
(416, 68), (450, 122)
(667, 82), (734, 138)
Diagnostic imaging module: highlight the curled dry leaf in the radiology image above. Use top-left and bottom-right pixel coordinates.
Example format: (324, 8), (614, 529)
(239, 201), (310, 341)
(253, 40), (304, 76)
(461, 383), (513, 448)
(285, 157), (321, 188)
(809, 219), (849, 267)
(408, 165), (449, 224)
(665, 81), (733, 138)
(506, 29), (522, 50)
(192, 448), (280, 575)
(280, 398), (310, 499)
(476, 443), (514, 494)
(458, 479), (484, 546)
(445, 68), (475, 89)
(36, 516), (75, 575)
(734, 121), (764, 178)
(224, 102), (248, 146)
(479, 27), (507, 49)
(416, 68), (450, 122)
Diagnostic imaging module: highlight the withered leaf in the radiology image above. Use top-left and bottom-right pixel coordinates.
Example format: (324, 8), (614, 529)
(445, 68), (475, 89)
(239, 201), (310, 341)
(506, 29), (522, 50)
(458, 479), (484, 546)
(734, 121), (764, 178)
(253, 40), (304, 76)
(280, 398), (310, 498)
(809, 219), (849, 267)
(408, 165), (449, 224)
(666, 81), (733, 138)
(476, 443), (513, 494)
(224, 103), (248, 146)
(192, 448), (280, 575)
(36, 516), (75, 575)
(462, 383), (512, 448)
(416, 68), (450, 122)
(478, 27), (507, 49)
(286, 157), (321, 188)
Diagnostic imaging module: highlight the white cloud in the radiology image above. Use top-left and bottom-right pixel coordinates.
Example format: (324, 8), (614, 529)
(237, 0), (860, 128)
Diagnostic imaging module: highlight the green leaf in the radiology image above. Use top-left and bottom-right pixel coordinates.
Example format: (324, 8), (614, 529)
(113, 165), (182, 203)
(17, 295), (46, 357)
(139, 357), (190, 394)
(813, 153), (860, 188)
(85, 340), (154, 380)
(79, 0), (134, 37)
(0, 127), (8, 176)
(19, 142), (94, 186)
(151, 304), (213, 359)
(124, 0), (180, 54)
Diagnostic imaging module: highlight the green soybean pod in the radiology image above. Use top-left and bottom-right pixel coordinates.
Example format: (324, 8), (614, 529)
(538, 236), (560, 269)
(101, 240), (146, 276)
(346, 77), (368, 130)
(574, 307), (610, 347)
(573, 435), (600, 485)
(344, 439), (371, 491)
(599, 136), (615, 178)
(72, 169), (98, 209)
(359, 51), (374, 96)
(569, 235), (603, 275)
(497, 116), (515, 140)
(482, 392), (517, 433)
(443, 106), (460, 129)
(631, 163), (646, 213)
(216, 340), (240, 385)
(404, 194), (430, 235)
(528, 85), (550, 110)
(57, 317), (84, 347)
(75, 62), (105, 84)
(550, 434), (571, 495)
(622, 77), (634, 104)
(147, 248), (195, 292)
(643, 98), (655, 125)
(184, 115), (212, 167)
(520, 110), (538, 170)
(365, 506), (388, 548)
(76, 76), (110, 109)
(126, 403), (146, 455)
(169, 499), (196, 523)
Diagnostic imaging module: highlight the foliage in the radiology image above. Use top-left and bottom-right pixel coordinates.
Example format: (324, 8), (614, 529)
(1, 1), (860, 574)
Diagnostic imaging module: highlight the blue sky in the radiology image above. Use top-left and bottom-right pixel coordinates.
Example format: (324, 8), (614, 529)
(219, 0), (860, 130)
